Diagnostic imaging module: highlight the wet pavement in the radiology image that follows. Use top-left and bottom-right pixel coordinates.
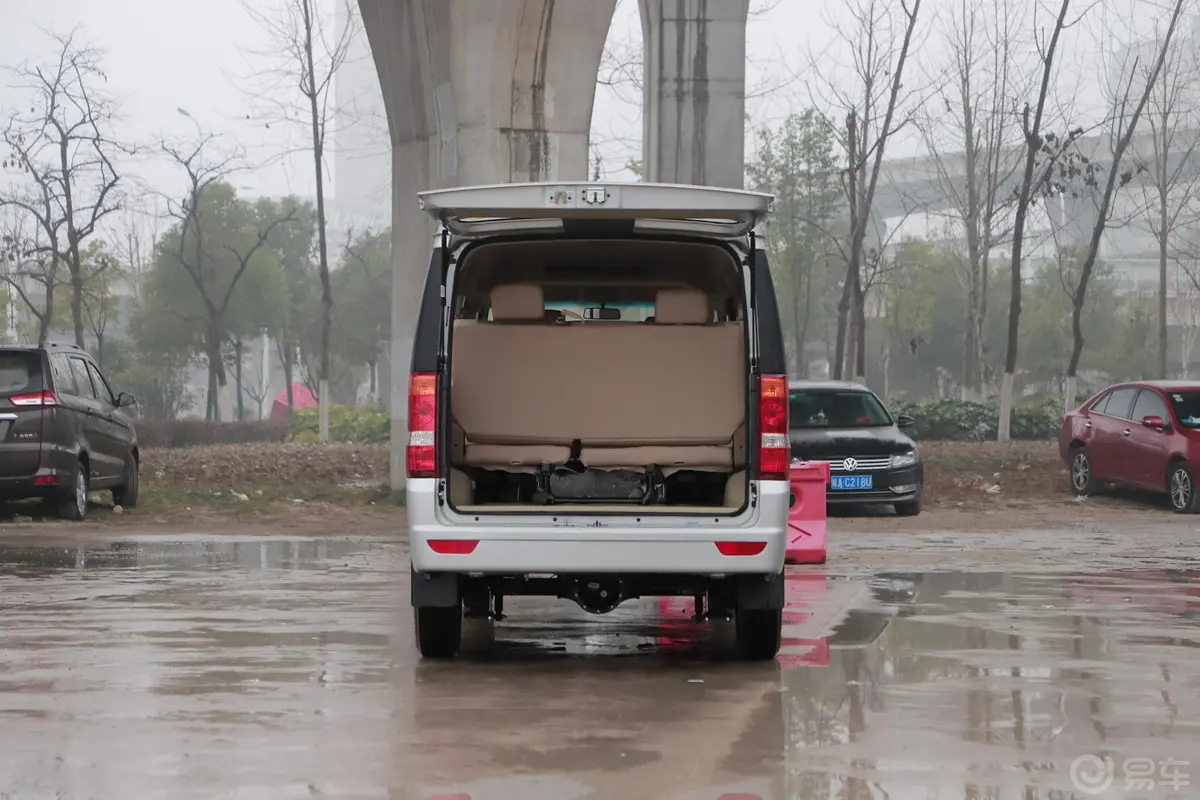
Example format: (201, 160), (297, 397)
(0, 534), (1197, 799)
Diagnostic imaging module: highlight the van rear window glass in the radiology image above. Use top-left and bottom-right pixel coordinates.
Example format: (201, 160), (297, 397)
(0, 353), (37, 396)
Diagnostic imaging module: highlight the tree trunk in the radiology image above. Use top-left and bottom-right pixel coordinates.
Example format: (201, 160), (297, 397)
(1159, 227), (1169, 379)
(998, 372), (1015, 440)
(975, 263), (987, 397)
(849, 269), (866, 382)
(280, 342), (295, 410)
(234, 338), (245, 421)
(302, 0), (334, 444)
(791, 272), (808, 378)
(69, 261), (85, 349)
(962, 298), (978, 401)
(38, 282), (55, 346)
(206, 344), (218, 422)
(59, 137), (87, 349)
(833, 265), (853, 380)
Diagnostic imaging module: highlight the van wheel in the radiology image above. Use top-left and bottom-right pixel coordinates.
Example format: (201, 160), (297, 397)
(414, 603), (463, 658)
(112, 453), (139, 508)
(56, 460), (89, 522)
(735, 607), (782, 660)
(1168, 461), (1199, 513)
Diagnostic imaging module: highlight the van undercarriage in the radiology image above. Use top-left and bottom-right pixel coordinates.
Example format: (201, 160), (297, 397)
(412, 567), (785, 658)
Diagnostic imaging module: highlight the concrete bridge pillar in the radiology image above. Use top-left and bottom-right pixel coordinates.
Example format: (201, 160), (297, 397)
(640, 0), (750, 188)
(357, 0), (616, 488)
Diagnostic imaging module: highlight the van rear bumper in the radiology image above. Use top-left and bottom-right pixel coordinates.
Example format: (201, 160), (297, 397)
(406, 478), (790, 574)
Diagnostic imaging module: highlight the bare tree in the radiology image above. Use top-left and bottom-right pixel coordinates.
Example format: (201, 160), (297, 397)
(158, 137), (295, 421)
(0, 29), (125, 349)
(998, 0), (1078, 441)
(916, 0), (1027, 400)
(113, 198), (163, 305)
(242, 335), (273, 421)
(804, 0), (923, 381)
(1063, 0), (1187, 409)
(241, 0), (357, 442)
(1138, 12), (1200, 379)
(0, 195), (63, 344)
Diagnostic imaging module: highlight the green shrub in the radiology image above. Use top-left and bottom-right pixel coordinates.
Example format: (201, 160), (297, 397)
(889, 398), (1060, 441)
(287, 404), (389, 444)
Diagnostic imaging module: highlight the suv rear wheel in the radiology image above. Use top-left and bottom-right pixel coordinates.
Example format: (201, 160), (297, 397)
(414, 602), (463, 658)
(735, 607), (782, 660)
(56, 460), (89, 521)
(112, 453), (139, 508)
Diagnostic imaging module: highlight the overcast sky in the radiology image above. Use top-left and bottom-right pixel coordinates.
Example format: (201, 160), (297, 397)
(0, 0), (1176, 224)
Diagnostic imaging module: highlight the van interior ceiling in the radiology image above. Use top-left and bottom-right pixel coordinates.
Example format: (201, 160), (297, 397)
(444, 238), (751, 514)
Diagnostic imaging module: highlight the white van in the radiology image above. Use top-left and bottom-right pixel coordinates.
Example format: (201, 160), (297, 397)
(406, 182), (791, 660)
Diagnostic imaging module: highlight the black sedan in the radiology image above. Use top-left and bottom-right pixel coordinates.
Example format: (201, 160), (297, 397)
(788, 381), (924, 516)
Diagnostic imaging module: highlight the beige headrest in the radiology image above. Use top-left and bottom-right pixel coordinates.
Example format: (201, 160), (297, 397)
(491, 284), (544, 321)
(655, 288), (711, 324)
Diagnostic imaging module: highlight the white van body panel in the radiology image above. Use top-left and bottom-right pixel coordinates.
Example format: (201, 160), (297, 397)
(407, 478), (790, 575)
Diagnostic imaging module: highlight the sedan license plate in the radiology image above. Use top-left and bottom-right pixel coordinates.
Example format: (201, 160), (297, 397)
(831, 475), (873, 490)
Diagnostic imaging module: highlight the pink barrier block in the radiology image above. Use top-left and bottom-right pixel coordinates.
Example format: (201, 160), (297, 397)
(786, 461), (828, 565)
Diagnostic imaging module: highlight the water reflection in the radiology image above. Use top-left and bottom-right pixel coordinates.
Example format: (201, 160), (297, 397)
(1, 537), (1199, 799)
(780, 570), (1200, 799)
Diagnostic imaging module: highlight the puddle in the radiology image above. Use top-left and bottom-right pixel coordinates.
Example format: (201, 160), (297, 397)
(0, 537), (1196, 798)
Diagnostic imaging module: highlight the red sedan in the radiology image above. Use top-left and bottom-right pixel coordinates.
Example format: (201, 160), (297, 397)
(1059, 380), (1200, 512)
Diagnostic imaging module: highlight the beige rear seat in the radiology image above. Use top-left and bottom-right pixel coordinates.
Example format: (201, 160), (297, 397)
(451, 285), (745, 471)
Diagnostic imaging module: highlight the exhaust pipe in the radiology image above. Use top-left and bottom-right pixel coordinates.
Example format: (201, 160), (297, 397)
(571, 577), (625, 615)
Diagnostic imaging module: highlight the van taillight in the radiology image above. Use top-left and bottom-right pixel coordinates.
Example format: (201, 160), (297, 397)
(758, 374), (789, 480)
(406, 372), (438, 479)
(9, 391), (59, 407)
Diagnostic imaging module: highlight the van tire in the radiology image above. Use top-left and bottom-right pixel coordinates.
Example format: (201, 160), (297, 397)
(56, 460), (89, 522)
(735, 607), (782, 660)
(112, 453), (139, 508)
(415, 603), (463, 658)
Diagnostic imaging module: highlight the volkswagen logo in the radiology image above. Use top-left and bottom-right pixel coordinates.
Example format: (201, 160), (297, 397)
(842, 457), (858, 471)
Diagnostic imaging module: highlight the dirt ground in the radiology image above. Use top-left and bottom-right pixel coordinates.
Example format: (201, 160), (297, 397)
(0, 440), (1180, 535)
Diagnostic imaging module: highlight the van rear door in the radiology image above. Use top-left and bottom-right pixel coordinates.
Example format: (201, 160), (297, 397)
(0, 350), (48, 479)
(418, 181), (774, 240)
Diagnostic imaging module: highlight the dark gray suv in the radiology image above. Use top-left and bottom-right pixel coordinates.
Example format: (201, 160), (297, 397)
(0, 342), (139, 520)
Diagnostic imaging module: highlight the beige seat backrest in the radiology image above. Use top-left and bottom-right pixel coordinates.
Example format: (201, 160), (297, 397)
(654, 287), (712, 324)
(490, 283), (545, 321)
(451, 285), (744, 448)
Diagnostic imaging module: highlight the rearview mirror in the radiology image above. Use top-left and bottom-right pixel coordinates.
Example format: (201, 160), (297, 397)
(1142, 414), (1168, 431)
(583, 307), (621, 320)
(896, 414), (915, 428)
(116, 391), (137, 408)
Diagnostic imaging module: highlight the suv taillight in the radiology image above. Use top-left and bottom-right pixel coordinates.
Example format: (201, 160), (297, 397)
(406, 372), (438, 479)
(758, 374), (789, 480)
(9, 391), (59, 406)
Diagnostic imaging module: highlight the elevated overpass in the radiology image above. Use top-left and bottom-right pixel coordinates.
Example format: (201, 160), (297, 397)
(873, 128), (1200, 249)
